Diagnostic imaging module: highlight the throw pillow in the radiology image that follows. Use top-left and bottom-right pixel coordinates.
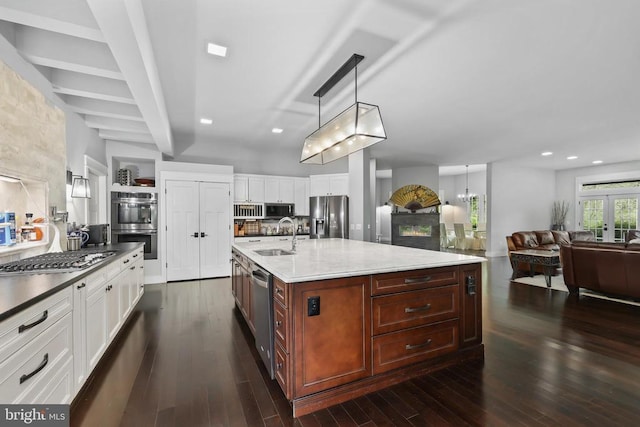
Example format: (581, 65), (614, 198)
(629, 238), (640, 244)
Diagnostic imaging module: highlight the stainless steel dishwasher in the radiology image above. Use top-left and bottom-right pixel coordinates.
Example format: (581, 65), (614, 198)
(251, 262), (275, 379)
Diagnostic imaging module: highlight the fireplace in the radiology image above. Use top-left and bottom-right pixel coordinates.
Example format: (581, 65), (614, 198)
(391, 212), (440, 251)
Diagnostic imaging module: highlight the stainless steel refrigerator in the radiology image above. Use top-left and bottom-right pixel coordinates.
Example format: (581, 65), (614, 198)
(309, 195), (349, 239)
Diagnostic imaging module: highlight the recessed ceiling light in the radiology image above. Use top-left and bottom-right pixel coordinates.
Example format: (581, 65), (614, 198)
(272, 128), (283, 134)
(200, 118), (213, 125)
(541, 151), (553, 156)
(592, 160), (603, 164)
(567, 155), (578, 160)
(207, 43), (227, 57)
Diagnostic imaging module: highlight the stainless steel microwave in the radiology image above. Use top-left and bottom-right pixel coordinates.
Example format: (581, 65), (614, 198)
(264, 203), (295, 219)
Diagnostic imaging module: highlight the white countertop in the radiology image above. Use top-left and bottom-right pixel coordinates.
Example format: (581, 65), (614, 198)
(232, 238), (485, 283)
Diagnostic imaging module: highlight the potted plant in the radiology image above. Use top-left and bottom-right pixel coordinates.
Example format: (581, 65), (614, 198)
(551, 200), (569, 230)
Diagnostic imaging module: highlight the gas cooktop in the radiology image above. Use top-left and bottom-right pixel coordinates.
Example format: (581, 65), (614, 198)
(0, 249), (116, 275)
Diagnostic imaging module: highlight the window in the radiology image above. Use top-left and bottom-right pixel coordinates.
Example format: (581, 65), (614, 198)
(469, 196), (479, 228)
(582, 180), (640, 191)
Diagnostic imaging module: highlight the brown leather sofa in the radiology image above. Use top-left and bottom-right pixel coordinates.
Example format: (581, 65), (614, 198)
(506, 230), (595, 275)
(561, 241), (640, 298)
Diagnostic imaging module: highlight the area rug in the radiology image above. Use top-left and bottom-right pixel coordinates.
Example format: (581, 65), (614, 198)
(511, 275), (569, 292)
(512, 275), (640, 306)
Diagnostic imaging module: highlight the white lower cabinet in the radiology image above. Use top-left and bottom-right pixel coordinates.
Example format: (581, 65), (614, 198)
(0, 309), (73, 403)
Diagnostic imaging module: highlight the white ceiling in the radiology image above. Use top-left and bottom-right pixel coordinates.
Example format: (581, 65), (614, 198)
(1, 0), (639, 177)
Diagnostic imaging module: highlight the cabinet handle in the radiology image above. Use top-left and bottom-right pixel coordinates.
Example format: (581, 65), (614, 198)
(20, 353), (48, 384)
(18, 310), (48, 333)
(404, 276), (431, 285)
(200, 232), (208, 238)
(123, 259), (130, 264)
(193, 232), (199, 238)
(133, 253), (138, 258)
(276, 362), (283, 370)
(405, 339), (432, 351)
(405, 304), (431, 313)
(248, 239), (260, 242)
(130, 266), (135, 270)
(275, 320), (282, 327)
(77, 282), (86, 290)
(275, 288), (283, 295)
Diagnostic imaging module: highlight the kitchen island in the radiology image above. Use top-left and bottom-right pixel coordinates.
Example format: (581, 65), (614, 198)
(232, 238), (485, 417)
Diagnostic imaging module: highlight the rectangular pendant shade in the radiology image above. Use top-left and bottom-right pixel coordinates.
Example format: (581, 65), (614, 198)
(301, 102), (386, 164)
(71, 176), (91, 198)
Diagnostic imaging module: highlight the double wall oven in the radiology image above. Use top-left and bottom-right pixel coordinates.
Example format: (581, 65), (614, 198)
(111, 192), (157, 259)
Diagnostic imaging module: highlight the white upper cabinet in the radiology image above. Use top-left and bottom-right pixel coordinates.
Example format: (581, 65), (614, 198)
(264, 177), (294, 203)
(234, 175), (265, 202)
(309, 173), (349, 197)
(294, 178), (310, 216)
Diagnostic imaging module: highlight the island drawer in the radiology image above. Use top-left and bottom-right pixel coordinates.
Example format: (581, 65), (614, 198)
(274, 301), (289, 352)
(372, 267), (458, 296)
(372, 320), (458, 375)
(372, 285), (459, 335)
(0, 287), (72, 364)
(273, 278), (288, 307)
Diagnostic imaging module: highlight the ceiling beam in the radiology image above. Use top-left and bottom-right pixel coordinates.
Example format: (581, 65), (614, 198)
(63, 96), (144, 121)
(98, 130), (154, 144)
(0, 4), (104, 42)
(15, 26), (123, 79)
(51, 70), (135, 104)
(84, 115), (149, 133)
(87, 0), (174, 156)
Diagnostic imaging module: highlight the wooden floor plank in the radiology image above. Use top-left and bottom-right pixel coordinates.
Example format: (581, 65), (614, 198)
(70, 257), (640, 427)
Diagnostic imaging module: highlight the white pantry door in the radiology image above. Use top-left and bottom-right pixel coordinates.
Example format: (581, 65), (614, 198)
(166, 180), (200, 281)
(166, 180), (231, 281)
(199, 182), (231, 278)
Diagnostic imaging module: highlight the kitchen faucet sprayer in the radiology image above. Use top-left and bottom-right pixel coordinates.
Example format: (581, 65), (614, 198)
(278, 216), (297, 252)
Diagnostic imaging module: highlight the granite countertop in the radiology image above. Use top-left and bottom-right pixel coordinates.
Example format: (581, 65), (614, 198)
(232, 238), (485, 284)
(0, 242), (143, 322)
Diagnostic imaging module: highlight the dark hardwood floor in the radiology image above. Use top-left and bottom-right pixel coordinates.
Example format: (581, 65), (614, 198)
(71, 256), (640, 427)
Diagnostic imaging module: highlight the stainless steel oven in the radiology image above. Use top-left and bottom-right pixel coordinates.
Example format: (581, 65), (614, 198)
(111, 230), (157, 260)
(111, 192), (158, 259)
(111, 192), (158, 231)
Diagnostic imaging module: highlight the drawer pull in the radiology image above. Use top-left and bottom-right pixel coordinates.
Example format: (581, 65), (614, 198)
(77, 282), (86, 290)
(275, 288), (283, 295)
(405, 339), (432, 351)
(404, 276), (432, 285)
(20, 353), (48, 384)
(123, 259), (130, 264)
(130, 266), (135, 270)
(276, 362), (283, 370)
(404, 304), (431, 313)
(18, 310), (48, 333)
(275, 320), (282, 327)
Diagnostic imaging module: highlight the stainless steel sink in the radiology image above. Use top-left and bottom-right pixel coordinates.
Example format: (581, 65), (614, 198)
(254, 248), (295, 256)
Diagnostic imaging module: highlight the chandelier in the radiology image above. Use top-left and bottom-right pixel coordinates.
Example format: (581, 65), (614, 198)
(457, 165), (476, 202)
(300, 54), (386, 164)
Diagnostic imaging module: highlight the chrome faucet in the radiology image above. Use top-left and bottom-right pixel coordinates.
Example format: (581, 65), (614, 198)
(278, 216), (297, 252)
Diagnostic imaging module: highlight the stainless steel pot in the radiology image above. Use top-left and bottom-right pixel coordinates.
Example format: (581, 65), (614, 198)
(67, 236), (81, 251)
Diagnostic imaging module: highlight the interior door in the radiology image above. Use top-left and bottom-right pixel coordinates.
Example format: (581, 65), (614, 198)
(166, 180), (200, 281)
(199, 182), (231, 278)
(579, 195), (639, 242)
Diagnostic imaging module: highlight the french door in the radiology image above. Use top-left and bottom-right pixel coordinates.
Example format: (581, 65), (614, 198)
(166, 180), (231, 281)
(578, 195), (638, 242)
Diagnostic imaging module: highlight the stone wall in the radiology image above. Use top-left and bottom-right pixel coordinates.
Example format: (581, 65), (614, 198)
(0, 59), (66, 217)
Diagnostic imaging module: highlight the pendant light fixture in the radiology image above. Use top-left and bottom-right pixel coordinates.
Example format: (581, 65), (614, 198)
(300, 54), (386, 164)
(71, 175), (91, 198)
(457, 165), (476, 202)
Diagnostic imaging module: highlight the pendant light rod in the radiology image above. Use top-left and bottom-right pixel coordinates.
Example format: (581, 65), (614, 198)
(313, 54), (364, 98)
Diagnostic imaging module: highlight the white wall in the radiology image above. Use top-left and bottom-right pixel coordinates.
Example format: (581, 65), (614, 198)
(485, 162), (556, 257)
(391, 166), (439, 195)
(555, 160), (640, 229)
(348, 150), (371, 241)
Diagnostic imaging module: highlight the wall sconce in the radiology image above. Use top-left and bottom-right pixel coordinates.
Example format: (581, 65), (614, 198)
(301, 54), (386, 164)
(71, 175), (91, 198)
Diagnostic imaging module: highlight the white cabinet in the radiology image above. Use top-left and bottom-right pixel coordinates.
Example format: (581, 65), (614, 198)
(166, 180), (231, 281)
(234, 175), (265, 202)
(84, 273), (108, 375)
(309, 174), (349, 196)
(265, 177), (295, 203)
(294, 178), (310, 216)
(0, 288), (73, 404)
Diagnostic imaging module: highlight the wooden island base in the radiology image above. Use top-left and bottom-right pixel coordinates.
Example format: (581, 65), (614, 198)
(232, 240), (484, 418)
(291, 344), (484, 417)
